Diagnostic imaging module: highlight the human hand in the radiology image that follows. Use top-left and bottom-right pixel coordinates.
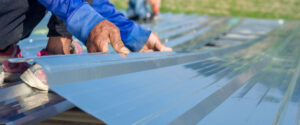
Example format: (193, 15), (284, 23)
(140, 32), (172, 52)
(86, 20), (130, 54)
(47, 36), (72, 54)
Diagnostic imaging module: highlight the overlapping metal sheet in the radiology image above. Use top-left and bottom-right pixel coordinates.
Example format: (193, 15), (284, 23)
(2, 13), (299, 125)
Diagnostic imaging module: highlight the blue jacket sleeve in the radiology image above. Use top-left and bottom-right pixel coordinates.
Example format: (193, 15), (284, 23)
(37, 0), (105, 42)
(91, 0), (152, 52)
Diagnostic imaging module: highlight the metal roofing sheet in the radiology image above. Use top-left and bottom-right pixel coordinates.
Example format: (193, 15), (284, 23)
(1, 12), (296, 125)
(27, 22), (300, 125)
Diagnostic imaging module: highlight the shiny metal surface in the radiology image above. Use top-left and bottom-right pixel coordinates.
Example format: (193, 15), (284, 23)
(35, 22), (300, 125)
(0, 86), (74, 125)
(1, 12), (292, 124)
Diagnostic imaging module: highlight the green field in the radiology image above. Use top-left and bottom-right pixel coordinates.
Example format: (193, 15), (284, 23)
(110, 0), (300, 20)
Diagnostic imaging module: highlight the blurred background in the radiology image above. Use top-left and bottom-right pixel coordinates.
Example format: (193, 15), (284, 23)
(111, 0), (300, 19)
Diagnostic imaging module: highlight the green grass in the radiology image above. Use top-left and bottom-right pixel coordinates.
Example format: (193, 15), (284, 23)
(110, 0), (300, 20)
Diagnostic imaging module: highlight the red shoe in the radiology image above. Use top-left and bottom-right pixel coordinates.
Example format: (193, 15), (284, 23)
(0, 44), (30, 83)
(36, 49), (50, 57)
(21, 41), (82, 91)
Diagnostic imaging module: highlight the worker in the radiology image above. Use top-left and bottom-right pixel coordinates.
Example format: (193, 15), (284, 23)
(148, 0), (161, 16)
(127, 0), (161, 23)
(0, 0), (172, 91)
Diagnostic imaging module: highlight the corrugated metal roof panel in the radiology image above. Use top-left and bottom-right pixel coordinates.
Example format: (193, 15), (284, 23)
(2, 13), (297, 125)
(28, 22), (300, 125)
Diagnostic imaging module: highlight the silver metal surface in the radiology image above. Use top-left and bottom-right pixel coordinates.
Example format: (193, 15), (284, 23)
(1, 12), (291, 124)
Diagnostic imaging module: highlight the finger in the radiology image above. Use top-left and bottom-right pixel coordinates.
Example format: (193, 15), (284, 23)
(119, 53), (128, 58)
(110, 30), (130, 54)
(92, 31), (110, 53)
(150, 34), (172, 51)
(154, 40), (173, 52)
(86, 40), (97, 53)
(163, 47), (173, 51)
(140, 45), (155, 53)
(139, 45), (150, 52)
(145, 33), (172, 52)
(142, 49), (154, 52)
(98, 38), (110, 53)
(87, 45), (97, 53)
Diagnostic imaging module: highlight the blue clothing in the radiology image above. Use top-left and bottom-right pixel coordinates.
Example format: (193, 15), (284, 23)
(127, 0), (152, 20)
(38, 0), (151, 52)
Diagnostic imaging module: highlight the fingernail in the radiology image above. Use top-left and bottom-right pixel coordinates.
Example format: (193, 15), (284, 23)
(120, 53), (128, 58)
(120, 47), (130, 54)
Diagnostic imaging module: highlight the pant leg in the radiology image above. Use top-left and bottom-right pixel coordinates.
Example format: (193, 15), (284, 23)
(127, 0), (151, 20)
(145, 0), (152, 14)
(127, 0), (137, 19)
(0, 0), (47, 49)
(135, 0), (151, 19)
(47, 0), (94, 38)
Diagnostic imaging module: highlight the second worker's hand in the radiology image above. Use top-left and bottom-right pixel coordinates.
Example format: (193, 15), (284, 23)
(140, 32), (173, 52)
(86, 20), (130, 54)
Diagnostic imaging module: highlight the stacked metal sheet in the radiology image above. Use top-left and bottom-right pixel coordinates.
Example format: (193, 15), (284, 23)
(2, 13), (299, 125)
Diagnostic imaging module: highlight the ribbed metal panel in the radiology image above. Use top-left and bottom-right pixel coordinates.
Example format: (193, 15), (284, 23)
(1, 12), (293, 125)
